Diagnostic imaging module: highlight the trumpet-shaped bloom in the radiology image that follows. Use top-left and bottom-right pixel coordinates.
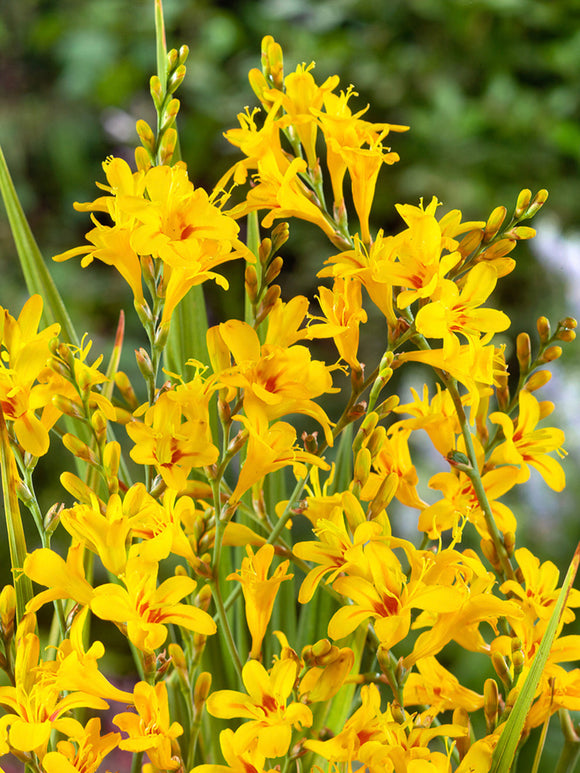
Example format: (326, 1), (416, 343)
(228, 544), (293, 659)
(54, 158), (250, 324)
(229, 416), (329, 503)
(90, 537), (216, 651)
(489, 389), (566, 491)
(0, 295), (60, 456)
(415, 262), (510, 349)
(0, 633), (107, 760)
(206, 658), (312, 758)
(127, 389), (219, 491)
(41, 717), (121, 773)
(192, 728), (278, 773)
(209, 319), (337, 446)
(113, 681), (183, 770)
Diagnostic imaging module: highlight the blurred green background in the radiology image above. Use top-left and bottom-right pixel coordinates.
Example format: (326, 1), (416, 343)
(1, 0), (580, 766)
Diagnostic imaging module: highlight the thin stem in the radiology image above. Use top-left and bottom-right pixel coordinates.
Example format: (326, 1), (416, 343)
(444, 376), (516, 583)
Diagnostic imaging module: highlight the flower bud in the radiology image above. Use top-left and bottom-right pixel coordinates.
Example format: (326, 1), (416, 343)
(134, 145), (152, 171)
(516, 332), (531, 372)
(44, 502), (63, 536)
(524, 369), (551, 392)
(375, 395), (400, 418)
(366, 426), (387, 461)
(0, 585), (16, 642)
(453, 707), (471, 759)
(136, 119), (156, 154)
(265, 256), (283, 284)
(503, 531), (516, 557)
(491, 652), (512, 689)
(115, 371), (140, 410)
(271, 222), (290, 253)
(525, 188), (549, 218)
(51, 394), (84, 420)
(159, 127), (177, 165)
(178, 45), (189, 66)
(536, 316), (551, 343)
(161, 99), (180, 132)
(135, 347), (155, 381)
(91, 409), (108, 447)
(514, 189), (532, 218)
(168, 64), (186, 94)
(508, 225), (536, 240)
(457, 228), (483, 259)
(261, 35), (284, 90)
(481, 539), (501, 572)
(484, 678), (499, 732)
(557, 328), (576, 343)
(255, 284), (281, 324)
(194, 671), (212, 712)
(353, 447), (371, 490)
(245, 264), (259, 303)
(353, 411), (379, 454)
(258, 237), (272, 265)
(62, 434), (99, 465)
(483, 206), (507, 243)
(540, 345), (562, 363)
(367, 472), (398, 521)
(311, 638), (333, 661)
(150, 75), (164, 109)
(479, 238), (516, 262)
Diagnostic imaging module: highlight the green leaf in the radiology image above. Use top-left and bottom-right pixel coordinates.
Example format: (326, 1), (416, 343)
(0, 409), (33, 622)
(490, 542), (580, 773)
(0, 145), (79, 346)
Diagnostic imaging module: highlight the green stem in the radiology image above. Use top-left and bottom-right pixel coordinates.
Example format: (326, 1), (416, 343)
(554, 742), (580, 773)
(0, 408), (33, 622)
(444, 377), (516, 583)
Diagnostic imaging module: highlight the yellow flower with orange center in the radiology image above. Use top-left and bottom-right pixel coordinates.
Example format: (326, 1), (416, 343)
(205, 658), (312, 758)
(228, 544), (292, 659)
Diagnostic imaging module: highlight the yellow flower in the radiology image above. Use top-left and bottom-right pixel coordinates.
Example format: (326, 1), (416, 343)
(0, 295), (60, 456)
(228, 544), (293, 659)
(391, 384), (463, 457)
(320, 230), (399, 327)
(313, 277), (368, 372)
(0, 632), (107, 760)
(59, 492), (132, 576)
(54, 158), (250, 325)
(24, 542), (94, 613)
(209, 319), (337, 446)
(419, 464), (518, 540)
(113, 681), (183, 770)
(41, 717), (120, 773)
(277, 62), (339, 170)
(303, 683), (389, 764)
(206, 658), (312, 758)
(315, 85), (408, 211)
(192, 728), (278, 773)
(489, 389), (566, 491)
(127, 389), (219, 491)
(228, 151), (339, 243)
(403, 656), (484, 715)
(230, 416), (329, 504)
(415, 262), (511, 349)
(90, 536), (216, 651)
(328, 541), (467, 651)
